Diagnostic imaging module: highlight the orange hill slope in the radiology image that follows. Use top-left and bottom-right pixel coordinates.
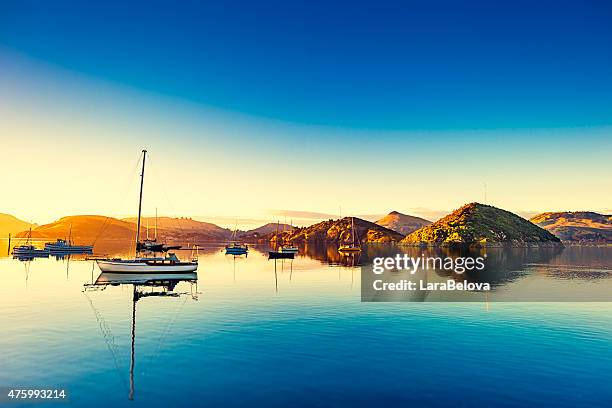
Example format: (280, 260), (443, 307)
(16, 215), (135, 243)
(0, 213), (35, 237)
(530, 211), (612, 243)
(375, 211), (431, 235)
(122, 216), (231, 241)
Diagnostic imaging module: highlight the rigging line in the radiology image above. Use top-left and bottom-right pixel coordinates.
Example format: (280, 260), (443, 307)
(82, 291), (130, 395)
(91, 153), (143, 247)
(147, 154), (186, 236)
(144, 294), (188, 372)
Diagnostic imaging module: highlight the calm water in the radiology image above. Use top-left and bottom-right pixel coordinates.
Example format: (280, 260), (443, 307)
(1, 243), (612, 407)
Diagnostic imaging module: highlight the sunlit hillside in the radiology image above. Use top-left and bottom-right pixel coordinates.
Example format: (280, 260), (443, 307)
(15, 215), (135, 243)
(376, 211), (431, 235)
(0, 213), (35, 237)
(531, 211), (612, 243)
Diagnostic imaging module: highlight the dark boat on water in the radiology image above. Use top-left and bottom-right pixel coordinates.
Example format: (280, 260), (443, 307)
(45, 239), (93, 253)
(268, 221), (293, 259)
(12, 228), (49, 259)
(268, 251), (294, 259)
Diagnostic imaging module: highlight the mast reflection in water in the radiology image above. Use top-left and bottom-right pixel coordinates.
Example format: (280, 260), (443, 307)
(83, 272), (198, 401)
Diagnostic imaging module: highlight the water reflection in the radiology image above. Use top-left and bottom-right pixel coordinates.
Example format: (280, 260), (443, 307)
(2, 242), (612, 407)
(83, 272), (198, 401)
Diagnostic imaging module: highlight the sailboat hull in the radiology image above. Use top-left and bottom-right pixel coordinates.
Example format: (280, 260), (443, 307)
(97, 260), (198, 273)
(268, 251), (294, 259)
(225, 247), (248, 255)
(338, 246), (361, 253)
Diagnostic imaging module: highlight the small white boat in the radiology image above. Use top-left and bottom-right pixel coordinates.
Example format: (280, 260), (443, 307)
(338, 217), (362, 253)
(280, 246), (298, 253)
(96, 150), (198, 274)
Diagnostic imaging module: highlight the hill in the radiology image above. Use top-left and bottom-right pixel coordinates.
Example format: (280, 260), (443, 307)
(123, 216), (231, 241)
(0, 213), (35, 237)
(280, 217), (403, 244)
(402, 203), (561, 246)
(530, 211), (612, 244)
(375, 211), (431, 235)
(16, 215), (136, 243)
(237, 223), (293, 241)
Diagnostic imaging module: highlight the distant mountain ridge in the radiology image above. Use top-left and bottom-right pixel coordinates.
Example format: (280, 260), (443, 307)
(11, 214), (294, 244)
(123, 216), (231, 241)
(281, 217), (403, 244)
(375, 211), (431, 235)
(402, 203), (561, 246)
(16, 215), (135, 243)
(0, 213), (35, 237)
(530, 211), (612, 243)
(10, 208), (610, 246)
(237, 223), (293, 241)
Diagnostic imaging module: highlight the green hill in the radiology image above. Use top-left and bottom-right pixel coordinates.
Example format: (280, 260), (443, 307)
(402, 203), (561, 246)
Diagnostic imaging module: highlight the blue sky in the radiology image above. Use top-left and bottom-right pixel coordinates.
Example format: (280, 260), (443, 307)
(2, 0), (612, 129)
(0, 1), (611, 226)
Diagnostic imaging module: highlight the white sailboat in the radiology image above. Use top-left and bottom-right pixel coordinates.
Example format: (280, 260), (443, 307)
(279, 220), (298, 253)
(338, 217), (361, 253)
(96, 150), (198, 273)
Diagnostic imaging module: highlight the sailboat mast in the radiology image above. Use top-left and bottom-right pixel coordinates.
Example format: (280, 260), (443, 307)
(135, 149), (147, 253)
(351, 217), (355, 245)
(155, 208), (158, 240)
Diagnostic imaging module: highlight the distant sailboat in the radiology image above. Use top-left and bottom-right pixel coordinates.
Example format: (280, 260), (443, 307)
(96, 150), (198, 273)
(136, 209), (165, 252)
(338, 217), (361, 253)
(44, 225), (93, 253)
(225, 222), (248, 255)
(279, 221), (298, 254)
(269, 221), (294, 259)
(12, 228), (49, 258)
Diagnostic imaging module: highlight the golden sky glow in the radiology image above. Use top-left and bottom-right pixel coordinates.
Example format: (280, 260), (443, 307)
(1, 50), (611, 228)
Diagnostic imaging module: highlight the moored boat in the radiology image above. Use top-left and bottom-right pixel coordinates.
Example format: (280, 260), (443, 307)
(268, 221), (293, 258)
(225, 224), (248, 255)
(338, 217), (362, 253)
(268, 251), (294, 259)
(96, 150), (198, 274)
(97, 253), (198, 273)
(12, 244), (49, 258)
(12, 228), (49, 258)
(225, 244), (248, 255)
(136, 240), (165, 252)
(45, 239), (93, 253)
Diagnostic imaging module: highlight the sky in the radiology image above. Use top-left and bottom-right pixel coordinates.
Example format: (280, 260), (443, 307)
(1, 0), (611, 228)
